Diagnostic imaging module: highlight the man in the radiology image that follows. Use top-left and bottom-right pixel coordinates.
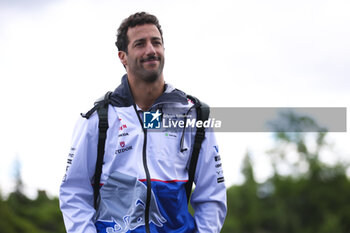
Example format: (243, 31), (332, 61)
(59, 12), (227, 233)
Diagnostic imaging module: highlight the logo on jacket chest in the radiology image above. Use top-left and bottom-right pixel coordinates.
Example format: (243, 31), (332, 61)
(115, 141), (133, 154)
(118, 118), (128, 131)
(118, 132), (129, 137)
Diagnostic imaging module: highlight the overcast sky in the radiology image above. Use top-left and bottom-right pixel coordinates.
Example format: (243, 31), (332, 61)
(0, 0), (349, 198)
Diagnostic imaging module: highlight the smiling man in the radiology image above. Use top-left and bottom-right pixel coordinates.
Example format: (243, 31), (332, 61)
(118, 22), (165, 111)
(59, 12), (227, 233)
(121, 23), (164, 82)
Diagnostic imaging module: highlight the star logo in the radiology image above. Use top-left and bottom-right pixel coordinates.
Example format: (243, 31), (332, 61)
(143, 110), (162, 129)
(150, 109), (162, 122)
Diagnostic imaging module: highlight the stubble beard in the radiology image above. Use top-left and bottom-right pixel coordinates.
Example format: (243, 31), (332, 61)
(130, 57), (165, 83)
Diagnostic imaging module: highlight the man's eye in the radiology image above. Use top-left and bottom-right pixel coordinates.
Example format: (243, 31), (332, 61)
(135, 42), (144, 47)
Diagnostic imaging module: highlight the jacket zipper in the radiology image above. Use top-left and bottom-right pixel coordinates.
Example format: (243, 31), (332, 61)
(134, 104), (151, 233)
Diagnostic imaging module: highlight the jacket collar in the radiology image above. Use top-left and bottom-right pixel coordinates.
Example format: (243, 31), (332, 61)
(109, 74), (188, 108)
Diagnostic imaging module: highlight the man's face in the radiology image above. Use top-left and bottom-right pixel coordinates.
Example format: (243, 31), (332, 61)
(121, 24), (165, 82)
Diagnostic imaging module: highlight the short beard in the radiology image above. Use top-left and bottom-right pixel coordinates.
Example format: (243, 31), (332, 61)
(141, 71), (160, 83)
(131, 57), (165, 83)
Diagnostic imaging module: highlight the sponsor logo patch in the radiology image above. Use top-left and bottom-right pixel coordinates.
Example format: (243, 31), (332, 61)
(217, 177), (225, 183)
(62, 147), (76, 182)
(115, 146), (133, 154)
(213, 145), (219, 153)
(118, 132), (129, 137)
(165, 132), (177, 138)
(118, 117), (128, 131)
(115, 141), (133, 154)
(119, 124), (128, 131)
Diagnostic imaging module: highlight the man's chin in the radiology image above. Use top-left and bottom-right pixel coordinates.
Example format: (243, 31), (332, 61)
(141, 72), (161, 83)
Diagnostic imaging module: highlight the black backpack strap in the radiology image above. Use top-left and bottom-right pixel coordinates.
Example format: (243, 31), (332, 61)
(81, 91), (112, 209)
(81, 91), (113, 119)
(185, 95), (210, 203)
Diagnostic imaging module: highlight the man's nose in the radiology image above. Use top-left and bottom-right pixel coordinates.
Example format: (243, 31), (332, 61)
(145, 42), (156, 56)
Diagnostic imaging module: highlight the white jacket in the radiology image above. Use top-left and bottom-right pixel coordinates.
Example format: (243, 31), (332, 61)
(59, 75), (227, 233)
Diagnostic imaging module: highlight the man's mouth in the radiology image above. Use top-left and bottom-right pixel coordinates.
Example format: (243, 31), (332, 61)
(141, 56), (160, 63)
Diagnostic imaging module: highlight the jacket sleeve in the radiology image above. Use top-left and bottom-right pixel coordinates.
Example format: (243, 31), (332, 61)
(190, 129), (227, 233)
(59, 115), (98, 233)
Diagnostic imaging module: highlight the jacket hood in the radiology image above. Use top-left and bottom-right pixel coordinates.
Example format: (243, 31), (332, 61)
(109, 74), (189, 108)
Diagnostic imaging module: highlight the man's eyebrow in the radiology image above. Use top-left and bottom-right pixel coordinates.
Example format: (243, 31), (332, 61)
(133, 38), (146, 44)
(133, 37), (162, 44)
(151, 37), (162, 41)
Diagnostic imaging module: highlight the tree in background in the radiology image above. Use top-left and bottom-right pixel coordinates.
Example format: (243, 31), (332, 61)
(222, 111), (350, 233)
(0, 157), (65, 233)
(224, 151), (262, 232)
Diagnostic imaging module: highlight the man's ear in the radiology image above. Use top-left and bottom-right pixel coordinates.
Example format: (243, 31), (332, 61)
(118, 51), (127, 66)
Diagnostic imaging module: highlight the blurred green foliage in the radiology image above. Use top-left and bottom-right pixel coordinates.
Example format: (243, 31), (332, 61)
(222, 112), (350, 233)
(0, 190), (65, 233)
(1, 112), (349, 232)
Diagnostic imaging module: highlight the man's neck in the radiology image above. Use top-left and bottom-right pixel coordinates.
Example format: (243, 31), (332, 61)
(128, 74), (165, 111)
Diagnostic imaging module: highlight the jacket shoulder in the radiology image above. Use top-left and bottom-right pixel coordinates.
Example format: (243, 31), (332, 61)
(81, 92), (112, 119)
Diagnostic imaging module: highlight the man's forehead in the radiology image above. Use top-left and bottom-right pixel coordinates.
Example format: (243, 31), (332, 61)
(127, 24), (161, 41)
